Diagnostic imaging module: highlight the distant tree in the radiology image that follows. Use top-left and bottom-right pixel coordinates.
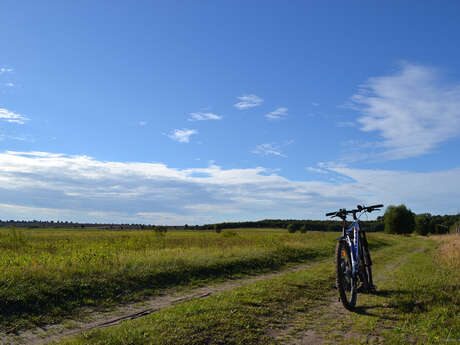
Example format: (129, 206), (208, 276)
(414, 213), (434, 236)
(154, 227), (167, 234)
(384, 204), (415, 234)
(214, 224), (222, 233)
(450, 221), (460, 234)
(300, 224), (307, 233)
(287, 223), (297, 233)
(434, 224), (449, 235)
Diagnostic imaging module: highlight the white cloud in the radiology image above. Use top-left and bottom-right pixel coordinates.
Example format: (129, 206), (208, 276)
(0, 108), (29, 124)
(139, 121), (147, 126)
(265, 107), (288, 120)
(168, 128), (197, 143)
(0, 67), (13, 73)
(234, 94), (263, 109)
(5, 82), (14, 87)
(312, 102), (320, 106)
(0, 134), (29, 142)
(0, 151), (459, 224)
(188, 112), (222, 121)
(306, 167), (329, 174)
(351, 63), (460, 159)
(252, 142), (289, 157)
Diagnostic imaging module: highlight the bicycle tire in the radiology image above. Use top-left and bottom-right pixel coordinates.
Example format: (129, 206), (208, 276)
(360, 237), (375, 293)
(335, 240), (357, 309)
(358, 242), (371, 293)
(365, 265), (376, 293)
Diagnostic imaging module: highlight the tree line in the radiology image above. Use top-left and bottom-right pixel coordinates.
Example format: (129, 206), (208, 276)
(1, 205), (458, 235)
(200, 218), (385, 232)
(383, 204), (460, 235)
(206, 206), (460, 236)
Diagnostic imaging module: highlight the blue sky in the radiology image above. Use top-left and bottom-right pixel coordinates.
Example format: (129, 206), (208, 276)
(1, 1), (460, 224)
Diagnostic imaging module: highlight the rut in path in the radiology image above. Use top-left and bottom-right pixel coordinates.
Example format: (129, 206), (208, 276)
(269, 247), (426, 345)
(0, 258), (330, 345)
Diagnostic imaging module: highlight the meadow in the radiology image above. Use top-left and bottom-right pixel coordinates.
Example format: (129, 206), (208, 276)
(2, 227), (457, 345)
(52, 234), (459, 345)
(0, 227), (391, 332)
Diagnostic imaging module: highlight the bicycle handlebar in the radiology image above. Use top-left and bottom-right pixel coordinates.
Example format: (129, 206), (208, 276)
(325, 204), (384, 218)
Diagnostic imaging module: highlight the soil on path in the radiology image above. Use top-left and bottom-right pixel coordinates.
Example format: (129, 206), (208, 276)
(0, 258), (329, 345)
(269, 248), (426, 345)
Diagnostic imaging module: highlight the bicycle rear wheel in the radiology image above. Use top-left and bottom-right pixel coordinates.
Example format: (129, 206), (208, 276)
(335, 240), (357, 309)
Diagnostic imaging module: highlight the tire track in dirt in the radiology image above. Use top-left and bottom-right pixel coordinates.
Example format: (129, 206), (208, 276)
(0, 258), (330, 345)
(269, 247), (426, 345)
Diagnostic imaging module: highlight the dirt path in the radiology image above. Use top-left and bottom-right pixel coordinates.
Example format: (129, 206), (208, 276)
(270, 247), (426, 345)
(0, 258), (330, 345)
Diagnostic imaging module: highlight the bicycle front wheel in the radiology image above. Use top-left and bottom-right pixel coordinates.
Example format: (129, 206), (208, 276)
(335, 240), (357, 309)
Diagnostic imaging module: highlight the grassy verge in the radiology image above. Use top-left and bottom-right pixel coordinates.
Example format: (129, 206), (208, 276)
(377, 235), (459, 344)
(289, 235), (459, 345)
(0, 229), (392, 332)
(51, 233), (402, 345)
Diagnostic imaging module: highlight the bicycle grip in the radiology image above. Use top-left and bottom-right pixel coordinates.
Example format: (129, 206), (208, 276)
(326, 212), (336, 216)
(369, 204), (383, 209)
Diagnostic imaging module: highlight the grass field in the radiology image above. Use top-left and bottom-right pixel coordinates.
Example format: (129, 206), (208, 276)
(1, 228), (457, 344)
(50, 234), (459, 345)
(0, 227), (392, 332)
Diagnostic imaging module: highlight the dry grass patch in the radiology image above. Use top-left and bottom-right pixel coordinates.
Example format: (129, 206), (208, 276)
(432, 234), (460, 267)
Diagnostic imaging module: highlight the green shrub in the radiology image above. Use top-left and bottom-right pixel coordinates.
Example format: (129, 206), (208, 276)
(450, 221), (460, 234)
(384, 204), (415, 234)
(287, 223), (297, 233)
(414, 213), (434, 236)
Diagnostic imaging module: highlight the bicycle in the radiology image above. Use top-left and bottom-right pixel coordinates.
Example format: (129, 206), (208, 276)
(325, 204), (383, 309)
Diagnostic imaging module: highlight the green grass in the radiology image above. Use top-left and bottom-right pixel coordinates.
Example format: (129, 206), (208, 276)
(362, 236), (459, 344)
(287, 235), (459, 345)
(53, 257), (336, 345)
(51, 234), (458, 345)
(0, 227), (389, 331)
(50, 232), (398, 345)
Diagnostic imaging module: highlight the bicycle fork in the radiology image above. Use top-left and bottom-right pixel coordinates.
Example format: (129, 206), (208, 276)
(345, 226), (360, 277)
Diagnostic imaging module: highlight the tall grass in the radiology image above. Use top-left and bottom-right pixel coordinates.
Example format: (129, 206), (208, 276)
(433, 234), (460, 268)
(0, 228), (363, 330)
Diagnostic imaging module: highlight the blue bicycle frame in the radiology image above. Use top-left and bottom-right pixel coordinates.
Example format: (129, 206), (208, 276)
(344, 219), (360, 276)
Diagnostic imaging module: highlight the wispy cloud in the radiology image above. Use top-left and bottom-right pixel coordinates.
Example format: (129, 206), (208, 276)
(188, 112), (222, 121)
(139, 121), (147, 126)
(306, 166), (329, 174)
(0, 67), (13, 73)
(0, 134), (30, 142)
(234, 94), (263, 110)
(168, 128), (197, 143)
(5, 82), (14, 87)
(312, 102), (320, 106)
(336, 121), (355, 128)
(0, 108), (29, 124)
(0, 151), (459, 224)
(265, 107), (288, 120)
(252, 141), (292, 157)
(351, 63), (460, 160)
